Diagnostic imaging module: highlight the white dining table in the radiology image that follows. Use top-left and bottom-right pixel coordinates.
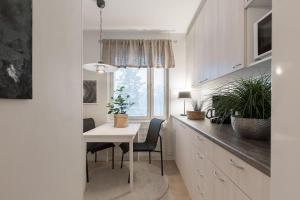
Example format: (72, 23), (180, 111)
(83, 123), (141, 189)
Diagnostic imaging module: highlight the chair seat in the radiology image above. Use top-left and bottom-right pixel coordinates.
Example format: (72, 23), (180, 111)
(119, 142), (156, 153)
(87, 142), (115, 153)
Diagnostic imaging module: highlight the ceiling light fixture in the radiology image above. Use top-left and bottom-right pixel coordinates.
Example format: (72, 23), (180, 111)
(83, 0), (118, 74)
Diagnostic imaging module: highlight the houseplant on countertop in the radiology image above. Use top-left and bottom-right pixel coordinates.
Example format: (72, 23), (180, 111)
(187, 100), (206, 120)
(210, 75), (271, 140)
(107, 86), (134, 128)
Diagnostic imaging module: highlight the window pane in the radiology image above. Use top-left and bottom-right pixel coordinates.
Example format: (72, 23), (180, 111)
(114, 68), (148, 117)
(153, 69), (165, 116)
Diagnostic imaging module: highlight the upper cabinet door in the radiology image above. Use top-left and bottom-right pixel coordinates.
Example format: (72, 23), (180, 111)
(186, 29), (193, 87)
(205, 0), (219, 81)
(191, 23), (199, 87)
(186, 0), (245, 86)
(218, 0), (245, 76)
(194, 6), (206, 86)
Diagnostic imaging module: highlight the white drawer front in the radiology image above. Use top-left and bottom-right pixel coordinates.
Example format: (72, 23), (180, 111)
(213, 144), (270, 200)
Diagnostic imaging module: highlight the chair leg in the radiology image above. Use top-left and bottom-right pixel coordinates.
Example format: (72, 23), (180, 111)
(121, 152), (124, 168)
(86, 154), (89, 182)
(95, 152), (97, 163)
(149, 151), (151, 164)
(160, 136), (164, 176)
(112, 147), (115, 169)
(128, 172), (130, 184)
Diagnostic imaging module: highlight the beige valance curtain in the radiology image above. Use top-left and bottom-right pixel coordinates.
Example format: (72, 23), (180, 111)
(102, 39), (175, 68)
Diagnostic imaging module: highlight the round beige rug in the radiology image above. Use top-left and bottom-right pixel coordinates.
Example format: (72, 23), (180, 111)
(84, 162), (169, 200)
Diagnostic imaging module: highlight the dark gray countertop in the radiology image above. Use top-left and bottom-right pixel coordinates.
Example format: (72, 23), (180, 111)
(171, 115), (271, 176)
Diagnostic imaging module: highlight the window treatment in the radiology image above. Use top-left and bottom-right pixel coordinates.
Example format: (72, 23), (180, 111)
(102, 39), (175, 68)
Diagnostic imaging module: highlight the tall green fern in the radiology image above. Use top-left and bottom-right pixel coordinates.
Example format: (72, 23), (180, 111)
(210, 75), (271, 119)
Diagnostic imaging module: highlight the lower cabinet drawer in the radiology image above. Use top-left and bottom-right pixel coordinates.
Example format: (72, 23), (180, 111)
(205, 160), (250, 200)
(191, 129), (206, 153)
(190, 157), (207, 200)
(213, 144), (270, 200)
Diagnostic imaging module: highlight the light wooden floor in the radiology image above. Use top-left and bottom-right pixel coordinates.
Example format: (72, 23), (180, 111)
(152, 160), (191, 200)
(86, 160), (191, 200)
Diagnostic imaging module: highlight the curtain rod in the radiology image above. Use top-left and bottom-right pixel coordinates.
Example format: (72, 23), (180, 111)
(101, 39), (178, 43)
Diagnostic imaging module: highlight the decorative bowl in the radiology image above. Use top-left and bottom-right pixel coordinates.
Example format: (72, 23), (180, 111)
(231, 116), (271, 140)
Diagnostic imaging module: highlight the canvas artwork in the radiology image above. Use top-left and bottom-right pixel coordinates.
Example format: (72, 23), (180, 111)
(0, 0), (32, 99)
(83, 80), (97, 104)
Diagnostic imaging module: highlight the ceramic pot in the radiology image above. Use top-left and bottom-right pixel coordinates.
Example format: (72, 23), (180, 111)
(231, 116), (271, 140)
(114, 114), (128, 128)
(187, 111), (206, 120)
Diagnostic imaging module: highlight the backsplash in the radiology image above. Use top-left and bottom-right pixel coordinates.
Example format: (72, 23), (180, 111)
(191, 64), (271, 111)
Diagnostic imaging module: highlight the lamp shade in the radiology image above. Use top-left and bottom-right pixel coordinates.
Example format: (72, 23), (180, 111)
(178, 91), (191, 99)
(83, 62), (118, 73)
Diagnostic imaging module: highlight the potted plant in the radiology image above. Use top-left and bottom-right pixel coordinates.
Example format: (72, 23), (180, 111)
(187, 100), (206, 120)
(210, 75), (271, 140)
(107, 86), (134, 128)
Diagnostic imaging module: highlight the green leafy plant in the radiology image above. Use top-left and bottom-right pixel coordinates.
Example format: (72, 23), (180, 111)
(191, 100), (204, 112)
(107, 86), (134, 115)
(209, 75), (271, 119)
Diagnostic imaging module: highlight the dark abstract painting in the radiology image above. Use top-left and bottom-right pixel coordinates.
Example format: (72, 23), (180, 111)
(83, 80), (97, 104)
(0, 0), (32, 99)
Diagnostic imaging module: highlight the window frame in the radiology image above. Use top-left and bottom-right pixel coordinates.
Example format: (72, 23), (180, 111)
(108, 68), (169, 121)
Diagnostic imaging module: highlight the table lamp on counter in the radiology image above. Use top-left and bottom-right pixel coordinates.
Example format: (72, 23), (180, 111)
(178, 91), (191, 116)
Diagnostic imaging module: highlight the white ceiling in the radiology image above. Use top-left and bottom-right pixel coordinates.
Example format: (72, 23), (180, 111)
(83, 0), (202, 33)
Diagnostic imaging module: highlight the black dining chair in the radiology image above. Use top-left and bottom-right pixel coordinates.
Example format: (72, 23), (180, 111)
(84, 118), (115, 182)
(119, 118), (165, 176)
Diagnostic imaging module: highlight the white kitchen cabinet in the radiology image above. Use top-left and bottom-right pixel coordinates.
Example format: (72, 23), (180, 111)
(211, 165), (250, 200)
(172, 118), (270, 200)
(204, 0), (219, 81)
(174, 119), (184, 176)
(217, 0), (245, 76)
(186, 27), (195, 87)
(191, 23), (199, 87)
(174, 119), (193, 194)
(214, 144), (270, 200)
(187, 0), (245, 86)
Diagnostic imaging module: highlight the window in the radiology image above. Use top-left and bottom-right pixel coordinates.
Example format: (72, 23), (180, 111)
(112, 68), (168, 119)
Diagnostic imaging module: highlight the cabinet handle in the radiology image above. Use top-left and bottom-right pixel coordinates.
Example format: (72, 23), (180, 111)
(214, 170), (225, 182)
(197, 136), (203, 141)
(199, 78), (208, 83)
(179, 123), (186, 129)
(229, 159), (245, 170)
(196, 169), (204, 177)
(232, 64), (242, 69)
(197, 152), (204, 159)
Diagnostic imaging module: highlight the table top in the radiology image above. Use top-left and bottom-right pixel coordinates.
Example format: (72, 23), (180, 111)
(83, 123), (141, 138)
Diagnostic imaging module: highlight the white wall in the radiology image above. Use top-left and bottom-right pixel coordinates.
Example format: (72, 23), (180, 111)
(0, 1), (85, 200)
(272, 1), (300, 199)
(82, 72), (108, 126)
(82, 31), (108, 126)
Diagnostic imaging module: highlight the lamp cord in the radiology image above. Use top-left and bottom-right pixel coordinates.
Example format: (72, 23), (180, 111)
(99, 8), (103, 63)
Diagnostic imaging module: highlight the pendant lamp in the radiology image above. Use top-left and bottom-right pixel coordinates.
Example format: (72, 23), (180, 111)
(83, 0), (118, 74)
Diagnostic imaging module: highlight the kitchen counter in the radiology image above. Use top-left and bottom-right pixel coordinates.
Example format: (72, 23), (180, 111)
(171, 115), (271, 176)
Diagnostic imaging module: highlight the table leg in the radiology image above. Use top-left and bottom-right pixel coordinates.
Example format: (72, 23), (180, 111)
(129, 138), (134, 189)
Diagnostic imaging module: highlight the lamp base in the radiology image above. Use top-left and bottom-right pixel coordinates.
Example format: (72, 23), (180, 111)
(180, 114), (187, 116)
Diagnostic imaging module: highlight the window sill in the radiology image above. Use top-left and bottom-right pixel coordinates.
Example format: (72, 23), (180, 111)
(107, 117), (167, 123)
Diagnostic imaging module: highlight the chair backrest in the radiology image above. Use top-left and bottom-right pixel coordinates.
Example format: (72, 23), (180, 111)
(145, 118), (165, 148)
(83, 118), (96, 133)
